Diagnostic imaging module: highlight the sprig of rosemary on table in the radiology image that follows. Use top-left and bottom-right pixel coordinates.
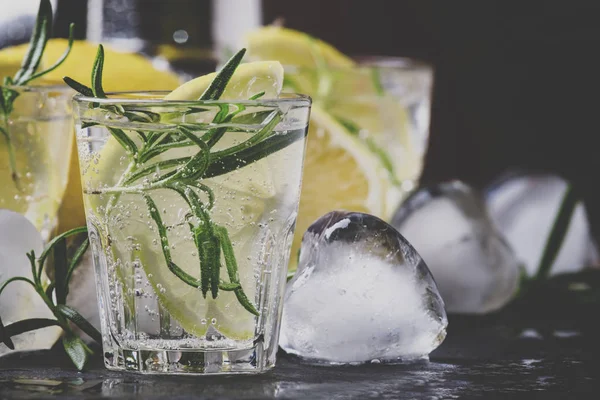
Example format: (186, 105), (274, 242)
(0, 0), (75, 190)
(64, 47), (305, 317)
(0, 227), (101, 371)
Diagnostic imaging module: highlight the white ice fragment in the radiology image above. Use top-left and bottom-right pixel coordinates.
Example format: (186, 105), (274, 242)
(486, 173), (599, 276)
(0, 209), (62, 356)
(392, 181), (520, 314)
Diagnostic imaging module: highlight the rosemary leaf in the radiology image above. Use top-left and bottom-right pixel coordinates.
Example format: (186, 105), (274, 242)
(45, 282), (55, 300)
(64, 238), (90, 298)
(23, 23), (75, 85)
(196, 229), (213, 298)
(62, 333), (92, 371)
(124, 157), (190, 185)
(2, 319), (60, 344)
(91, 45), (107, 98)
(143, 193), (201, 288)
(37, 226), (88, 270)
(13, 0), (53, 85)
(230, 110), (276, 125)
(218, 281), (241, 291)
(248, 91), (266, 100)
(160, 136), (209, 183)
(199, 48), (246, 100)
(209, 111), (281, 160)
(335, 116), (399, 185)
(204, 128), (307, 179)
(535, 185), (579, 280)
(63, 77), (94, 97)
(107, 127), (138, 156)
(53, 238), (68, 305)
(0, 314), (15, 350)
(57, 304), (102, 343)
(214, 226), (259, 316)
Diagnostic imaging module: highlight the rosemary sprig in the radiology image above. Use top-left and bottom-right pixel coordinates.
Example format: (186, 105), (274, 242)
(63, 47), (307, 318)
(0, 227), (101, 371)
(0, 0), (75, 190)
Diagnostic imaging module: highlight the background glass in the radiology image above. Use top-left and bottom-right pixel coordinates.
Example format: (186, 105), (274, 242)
(0, 84), (74, 240)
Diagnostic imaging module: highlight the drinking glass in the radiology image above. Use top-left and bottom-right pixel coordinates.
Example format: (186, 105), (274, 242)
(0, 84), (74, 239)
(73, 92), (311, 374)
(287, 57), (433, 205)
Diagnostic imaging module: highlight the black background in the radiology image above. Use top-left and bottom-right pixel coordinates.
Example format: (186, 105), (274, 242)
(48, 1), (600, 238)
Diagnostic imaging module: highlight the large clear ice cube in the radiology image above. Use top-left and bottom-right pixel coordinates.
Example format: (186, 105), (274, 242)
(279, 211), (447, 364)
(485, 173), (599, 277)
(391, 181), (520, 314)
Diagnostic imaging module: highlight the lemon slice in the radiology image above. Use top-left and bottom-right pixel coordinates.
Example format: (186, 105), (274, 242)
(166, 61), (283, 100)
(0, 39), (181, 91)
(82, 61), (284, 340)
(246, 26), (353, 68)
(288, 105), (389, 270)
(246, 27), (416, 188)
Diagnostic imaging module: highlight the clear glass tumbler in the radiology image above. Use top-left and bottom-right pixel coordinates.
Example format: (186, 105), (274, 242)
(287, 57), (433, 202)
(73, 92), (311, 374)
(0, 84), (74, 239)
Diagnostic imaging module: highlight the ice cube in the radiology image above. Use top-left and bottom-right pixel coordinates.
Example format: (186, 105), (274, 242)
(485, 172), (599, 277)
(391, 181), (520, 314)
(0, 209), (62, 356)
(279, 211), (447, 364)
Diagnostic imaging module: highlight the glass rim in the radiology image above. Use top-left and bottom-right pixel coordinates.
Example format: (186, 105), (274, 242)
(73, 92), (312, 107)
(285, 56), (433, 73)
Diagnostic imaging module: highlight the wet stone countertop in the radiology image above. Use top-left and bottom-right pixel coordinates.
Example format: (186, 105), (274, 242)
(1, 271), (599, 399)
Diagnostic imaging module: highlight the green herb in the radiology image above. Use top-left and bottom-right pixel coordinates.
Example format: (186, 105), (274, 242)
(64, 47), (306, 317)
(0, 227), (100, 371)
(0, 0), (75, 190)
(535, 184), (579, 280)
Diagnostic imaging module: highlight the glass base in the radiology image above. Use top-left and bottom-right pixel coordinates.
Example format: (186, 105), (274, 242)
(103, 343), (273, 375)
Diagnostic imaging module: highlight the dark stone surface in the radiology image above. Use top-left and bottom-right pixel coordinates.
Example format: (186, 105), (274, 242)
(1, 271), (600, 399)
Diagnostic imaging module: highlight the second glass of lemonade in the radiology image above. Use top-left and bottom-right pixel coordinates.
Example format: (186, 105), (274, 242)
(0, 84), (74, 239)
(73, 92), (311, 374)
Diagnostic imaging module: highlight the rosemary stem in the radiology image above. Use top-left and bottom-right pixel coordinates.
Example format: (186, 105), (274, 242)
(1, 116), (22, 191)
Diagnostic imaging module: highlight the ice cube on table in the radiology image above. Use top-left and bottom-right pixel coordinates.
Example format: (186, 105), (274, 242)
(0, 209), (62, 356)
(391, 181), (520, 314)
(485, 173), (599, 277)
(280, 211), (447, 364)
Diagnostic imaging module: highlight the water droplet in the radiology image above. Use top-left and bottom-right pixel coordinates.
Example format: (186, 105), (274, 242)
(201, 319), (207, 325)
